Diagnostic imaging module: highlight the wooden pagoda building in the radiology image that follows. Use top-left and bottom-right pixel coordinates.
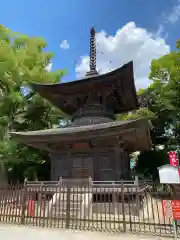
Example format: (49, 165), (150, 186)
(10, 28), (151, 182)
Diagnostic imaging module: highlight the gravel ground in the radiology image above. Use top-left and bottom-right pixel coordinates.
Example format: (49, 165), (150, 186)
(0, 224), (174, 240)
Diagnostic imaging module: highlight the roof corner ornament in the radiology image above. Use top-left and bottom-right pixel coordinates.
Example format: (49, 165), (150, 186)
(85, 27), (98, 77)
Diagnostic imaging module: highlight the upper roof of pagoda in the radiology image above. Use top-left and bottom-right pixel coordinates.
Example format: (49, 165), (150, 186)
(31, 61), (139, 115)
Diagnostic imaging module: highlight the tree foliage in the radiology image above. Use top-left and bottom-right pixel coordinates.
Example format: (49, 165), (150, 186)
(0, 25), (66, 182)
(134, 150), (169, 180)
(116, 39), (180, 180)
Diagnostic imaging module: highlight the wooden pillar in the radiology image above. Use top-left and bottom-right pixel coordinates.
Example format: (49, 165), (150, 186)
(89, 140), (95, 181)
(115, 137), (125, 180)
(49, 152), (54, 181)
(115, 138), (131, 180)
(119, 141), (125, 179)
(67, 147), (72, 178)
(90, 153), (94, 181)
(115, 148), (120, 181)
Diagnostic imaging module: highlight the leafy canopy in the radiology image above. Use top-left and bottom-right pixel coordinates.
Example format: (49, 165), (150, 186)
(117, 39), (180, 180)
(0, 25), (66, 181)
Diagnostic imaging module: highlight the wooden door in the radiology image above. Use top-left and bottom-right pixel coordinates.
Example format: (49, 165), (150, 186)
(72, 155), (93, 179)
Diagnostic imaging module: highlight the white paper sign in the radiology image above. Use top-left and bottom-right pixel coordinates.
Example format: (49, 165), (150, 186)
(158, 165), (180, 184)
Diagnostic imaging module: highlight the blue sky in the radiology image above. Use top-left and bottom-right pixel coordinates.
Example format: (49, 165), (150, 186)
(1, 0), (180, 88)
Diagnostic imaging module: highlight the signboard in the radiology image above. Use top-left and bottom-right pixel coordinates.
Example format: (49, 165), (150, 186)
(172, 200), (180, 220)
(162, 200), (173, 219)
(168, 151), (180, 179)
(162, 200), (180, 220)
(158, 165), (180, 184)
(169, 151), (178, 167)
(162, 151), (180, 239)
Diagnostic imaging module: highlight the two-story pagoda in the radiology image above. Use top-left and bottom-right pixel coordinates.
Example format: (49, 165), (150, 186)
(10, 28), (151, 181)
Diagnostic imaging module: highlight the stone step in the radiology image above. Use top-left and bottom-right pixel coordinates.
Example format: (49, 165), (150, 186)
(52, 207), (81, 211)
(51, 204), (82, 213)
(51, 208), (81, 213)
(48, 192), (92, 218)
(59, 196), (85, 200)
(52, 200), (81, 204)
(51, 202), (83, 207)
(51, 209), (83, 216)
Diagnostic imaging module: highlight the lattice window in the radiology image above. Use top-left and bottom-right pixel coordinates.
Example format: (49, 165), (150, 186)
(73, 156), (92, 168)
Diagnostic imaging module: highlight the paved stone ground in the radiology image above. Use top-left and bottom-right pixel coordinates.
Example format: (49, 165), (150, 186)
(0, 224), (173, 240)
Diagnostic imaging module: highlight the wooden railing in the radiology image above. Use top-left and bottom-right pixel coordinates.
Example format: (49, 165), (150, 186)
(0, 179), (174, 237)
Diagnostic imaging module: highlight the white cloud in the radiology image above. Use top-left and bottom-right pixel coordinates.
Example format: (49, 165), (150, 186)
(60, 40), (70, 49)
(155, 24), (168, 41)
(75, 22), (170, 89)
(45, 62), (52, 72)
(164, 0), (180, 24)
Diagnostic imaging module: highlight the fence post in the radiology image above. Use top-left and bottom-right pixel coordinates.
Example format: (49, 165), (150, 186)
(135, 176), (139, 185)
(59, 177), (62, 192)
(88, 176), (92, 186)
(20, 178), (27, 225)
(88, 177), (93, 218)
(112, 181), (117, 215)
(42, 182), (46, 227)
(65, 180), (71, 228)
(121, 179), (126, 232)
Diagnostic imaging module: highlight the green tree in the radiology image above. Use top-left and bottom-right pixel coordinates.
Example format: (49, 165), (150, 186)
(116, 40), (180, 179)
(0, 25), (66, 182)
(134, 149), (169, 180)
(149, 40), (180, 150)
